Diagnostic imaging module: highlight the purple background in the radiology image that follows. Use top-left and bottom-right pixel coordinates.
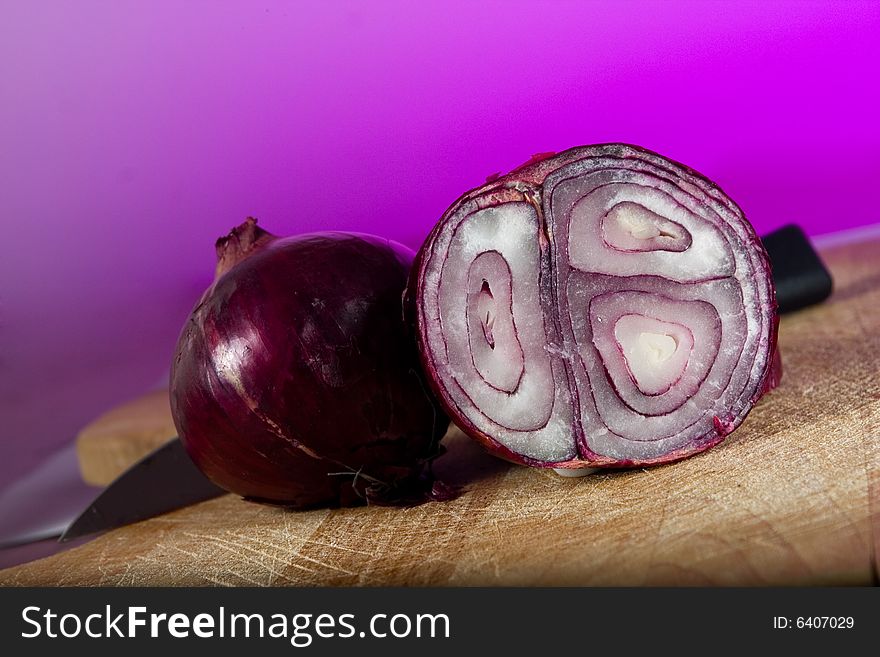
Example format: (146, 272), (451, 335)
(1, 0), (879, 488)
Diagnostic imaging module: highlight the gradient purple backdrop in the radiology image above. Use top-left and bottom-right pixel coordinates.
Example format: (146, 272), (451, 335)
(1, 1), (878, 488)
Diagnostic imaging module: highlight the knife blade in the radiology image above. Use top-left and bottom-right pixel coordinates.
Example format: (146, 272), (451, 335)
(60, 438), (225, 541)
(56, 224), (833, 541)
(0, 444), (101, 549)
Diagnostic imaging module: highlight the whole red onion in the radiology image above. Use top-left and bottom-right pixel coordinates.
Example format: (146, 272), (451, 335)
(409, 144), (780, 471)
(171, 219), (448, 507)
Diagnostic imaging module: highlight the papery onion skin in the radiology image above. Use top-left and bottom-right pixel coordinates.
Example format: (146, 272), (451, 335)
(410, 144), (780, 470)
(171, 219), (448, 507)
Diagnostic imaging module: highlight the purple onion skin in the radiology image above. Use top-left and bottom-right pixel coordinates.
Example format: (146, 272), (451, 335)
(171, 220), (448, 508)
(410, 144), (781, 470)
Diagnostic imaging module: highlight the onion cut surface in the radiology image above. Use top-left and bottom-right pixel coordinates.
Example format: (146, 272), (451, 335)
(411, 144), (780, 469)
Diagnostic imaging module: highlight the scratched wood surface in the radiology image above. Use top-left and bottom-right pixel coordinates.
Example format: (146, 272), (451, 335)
(2, 239), (879, 586)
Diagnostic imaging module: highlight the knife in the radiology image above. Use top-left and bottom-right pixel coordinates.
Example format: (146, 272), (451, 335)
(60, 438), (225, 541)
(0, 444), (102, 549)
(57, 223), (832, 541)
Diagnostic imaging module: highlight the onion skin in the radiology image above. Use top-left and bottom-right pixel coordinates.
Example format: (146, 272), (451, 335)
(410, 144), (780, 470)
(171, 220), (448, 507)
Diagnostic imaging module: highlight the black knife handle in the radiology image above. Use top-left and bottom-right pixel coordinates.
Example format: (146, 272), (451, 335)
(761, 224), (833, 314)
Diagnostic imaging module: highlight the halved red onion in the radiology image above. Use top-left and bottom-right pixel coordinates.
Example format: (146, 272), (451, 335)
(410, 144), (780, 470)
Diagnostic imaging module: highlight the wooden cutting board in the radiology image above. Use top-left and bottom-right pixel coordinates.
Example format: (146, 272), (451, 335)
(75, 388), (176, 486)
(2, 238), (879, 586)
